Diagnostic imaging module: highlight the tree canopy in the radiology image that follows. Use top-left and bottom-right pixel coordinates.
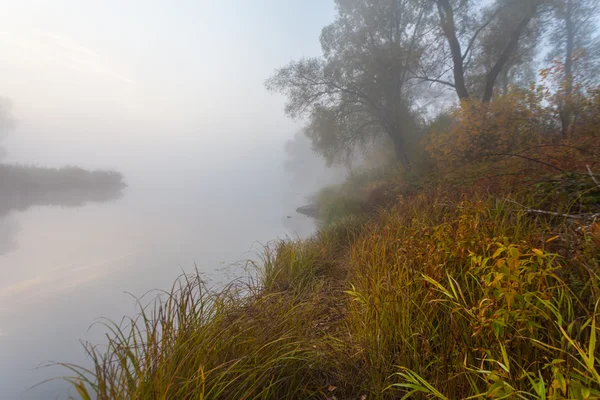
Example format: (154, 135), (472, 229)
(268, 0), (600, 168)
(267, 0), (433, 169)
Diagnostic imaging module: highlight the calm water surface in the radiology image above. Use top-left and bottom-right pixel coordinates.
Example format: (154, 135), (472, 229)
(0, 149), (318, 399)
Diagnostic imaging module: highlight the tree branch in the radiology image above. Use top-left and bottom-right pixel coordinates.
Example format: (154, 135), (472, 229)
(400, 5), (426, 87)
(482, 3), (538, 103)
(489, 152), (568, 174)
(462, 6), (505, 61)
(435, 0), (470, 100)
(587, 165), (600, 191)
(413, 75), (456, 88)
(505, 199), (587, 220)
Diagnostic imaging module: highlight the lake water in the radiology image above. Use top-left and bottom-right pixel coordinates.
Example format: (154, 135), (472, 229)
(0, 148), (321, 399)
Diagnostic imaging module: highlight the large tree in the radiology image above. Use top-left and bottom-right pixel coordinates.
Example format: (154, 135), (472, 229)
(546, 0), (600, 136)
(266, 0), (432, 169)
(424, 0), (545, 102)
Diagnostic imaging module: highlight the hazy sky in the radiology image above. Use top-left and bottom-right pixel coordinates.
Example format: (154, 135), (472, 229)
(0, 0), (334, 168)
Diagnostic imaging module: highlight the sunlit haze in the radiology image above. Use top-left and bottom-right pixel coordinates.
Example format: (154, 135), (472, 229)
(0, 0), (334, 169)
(0, 2), (339, 399)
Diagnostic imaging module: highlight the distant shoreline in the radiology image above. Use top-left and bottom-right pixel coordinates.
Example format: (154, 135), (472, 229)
(0, 163), (125, 216)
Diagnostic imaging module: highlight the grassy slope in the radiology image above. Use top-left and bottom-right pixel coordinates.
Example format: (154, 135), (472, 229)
(67, 165), (600, 400)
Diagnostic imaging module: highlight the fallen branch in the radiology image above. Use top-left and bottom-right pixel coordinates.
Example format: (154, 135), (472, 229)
(587, 165), (600, 191)
(505, 199), (587, 220)
(521, 209), (586, 220)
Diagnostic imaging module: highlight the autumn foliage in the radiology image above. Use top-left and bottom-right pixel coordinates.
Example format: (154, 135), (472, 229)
(426, 63), (600, 187)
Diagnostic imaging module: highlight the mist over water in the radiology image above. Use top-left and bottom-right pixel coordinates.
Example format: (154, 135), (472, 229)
(0, 122), (342, 400)
(0, 1), (341, 398)
(0, 93), (347, 399)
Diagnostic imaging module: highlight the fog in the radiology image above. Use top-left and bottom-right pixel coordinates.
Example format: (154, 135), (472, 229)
(0, 1), (342, 399)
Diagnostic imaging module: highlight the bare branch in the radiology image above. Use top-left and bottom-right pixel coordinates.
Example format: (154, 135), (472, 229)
(482, 4), (538, 102)
(462, 6), (505, 62)
(587, 165), (600, 191)
(489, 153), (568, 174)
(413, 75), (456, 88)
(505, 199), (587, 220)
(400, 5), (427, 86)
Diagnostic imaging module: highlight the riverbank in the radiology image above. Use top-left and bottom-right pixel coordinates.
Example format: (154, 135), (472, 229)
(64, 147), (600, 399)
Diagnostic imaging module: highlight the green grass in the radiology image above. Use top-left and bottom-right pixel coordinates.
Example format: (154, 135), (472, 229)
(313, 165), (423, 225)
(61, 166), (600, 399)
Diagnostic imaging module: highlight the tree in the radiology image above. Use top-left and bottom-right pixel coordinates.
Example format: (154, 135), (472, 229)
(266, 0), (432, 170)
(546, 0), (600, 136)
(426, 0), (545, 103)
(470, 0), (542, 95)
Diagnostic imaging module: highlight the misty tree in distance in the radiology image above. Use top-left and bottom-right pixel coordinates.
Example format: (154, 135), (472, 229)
(267, 0), (432, 170)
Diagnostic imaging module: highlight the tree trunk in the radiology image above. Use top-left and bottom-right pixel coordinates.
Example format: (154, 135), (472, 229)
(390, 130), (411, 171)
(565, 0), (574, 98)
(561, 0), (575, 137)
(482, 5), (538, 103)
(437, 0), (470, 101)
(437, 0), (538, 103)
(501, 68), (510, 95)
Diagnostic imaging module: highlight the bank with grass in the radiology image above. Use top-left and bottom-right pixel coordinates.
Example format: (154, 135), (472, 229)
(63, 134), (600, 399)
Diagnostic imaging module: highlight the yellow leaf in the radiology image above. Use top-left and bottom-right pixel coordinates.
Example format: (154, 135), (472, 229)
(557, 373), (567, 394)
(532, 249), (544, 257)
(492, 247), (505, 258)
(582, 387), (591, 399)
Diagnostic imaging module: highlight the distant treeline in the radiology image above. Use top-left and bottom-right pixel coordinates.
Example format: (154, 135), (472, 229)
(0, 164), (125, 216)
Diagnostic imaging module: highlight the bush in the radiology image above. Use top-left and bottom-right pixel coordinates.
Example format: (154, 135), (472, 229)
(313, 165), (423, 225)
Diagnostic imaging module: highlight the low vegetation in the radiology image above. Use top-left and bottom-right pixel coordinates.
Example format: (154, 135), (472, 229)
(63, 128), (600, 399)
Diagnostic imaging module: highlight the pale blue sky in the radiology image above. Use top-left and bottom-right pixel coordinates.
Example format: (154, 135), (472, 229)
(0, 0), (335, 167)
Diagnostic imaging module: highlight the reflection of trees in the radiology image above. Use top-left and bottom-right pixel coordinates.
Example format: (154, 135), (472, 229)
(0, 216), (18, 255)
(0, 165), (125, 255)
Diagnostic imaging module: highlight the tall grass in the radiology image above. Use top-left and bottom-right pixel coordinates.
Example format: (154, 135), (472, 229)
(63, 174), (600, 399)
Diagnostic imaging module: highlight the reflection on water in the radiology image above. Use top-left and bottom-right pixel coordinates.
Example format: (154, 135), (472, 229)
(0, 155), (321, 400)
(0, 164), (126, 399)
(0, 216), (18, 255)
(0, 164), (124, 254)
